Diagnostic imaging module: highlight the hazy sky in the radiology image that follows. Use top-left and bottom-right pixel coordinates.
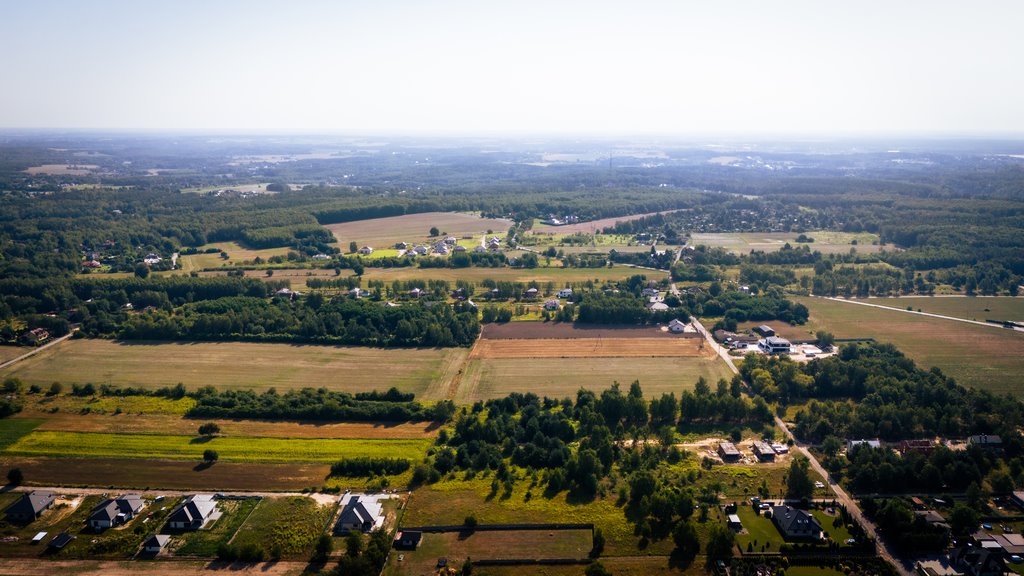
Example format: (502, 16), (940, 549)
(2, 0), (1022, 135)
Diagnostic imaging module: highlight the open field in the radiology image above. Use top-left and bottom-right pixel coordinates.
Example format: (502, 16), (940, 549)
(793, 296), (1024, 396)
(24, 164), (99, 175)
(455, 356), (732, 403)
(0, 345), (28, 364)
(179, 241), (293, 271)
(481, 322), (686, 339)
(4, 430), (431, 463)
(0, 456), (329, 490)
(471, 337), (706, 359)
(22, 413), (437, 439)
(0, 339), (463, 396)
(542, 210), (682, 234)
(865, 296), (1024, 323)
(691, 231), (886, 254)
(362, 265), (667, 284)
(390, 529), (593, 576)
(0, 559), (311, 576)
(323, 211), (512, 248)
(229, 496), (336, 558)
(173, 498), (260, 556)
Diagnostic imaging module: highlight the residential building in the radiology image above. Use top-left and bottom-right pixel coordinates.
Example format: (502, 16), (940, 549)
(544, 299), (560, 311)
(968, 435), (1003, 449)
(166, 495), (219, 530)
(718, 442), (741, 462)
(668, 319), (688, 333)
(758, 336), (791, 354)
(6, 491), (56, 522)
(393, 530), (422, 550)
(752, 441), (776, 462)
(847, 439), (882, 452)
(143, 534), (171, 553)
(950, 545), (1007, 576)
(336, 494), (384, 534)
(88, 495), (145, 530)
(770, 505), (823, 541)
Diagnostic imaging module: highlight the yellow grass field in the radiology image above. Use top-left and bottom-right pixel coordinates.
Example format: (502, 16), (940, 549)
(179, 241), (293, 271)
(323, 211), (512, 248)
(691, 231), (886, 254)
(470, 337), (707, 359)
(794, 296), (1024, 396)
(0, 346), (27, 364)
(0, 339), (466, 397)
(362, 264), (667, 284)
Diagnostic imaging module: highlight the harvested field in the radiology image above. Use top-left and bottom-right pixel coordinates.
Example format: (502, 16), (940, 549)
(389, 529), (593, 576)
(0, 456), (328, 490)
(361, 265), (664, 284)
(0, 559), (310, 576)
(323, 211), (512, 248)
(0, 339), (461, 396)
(545, 210), (682, 234)
(24, 413), (438, 439)
(481, 322), (690, 339)
(691, 231), (886, 254)
(0, 345), (27, 364)
(794, 296), (1024, 396)
(456, 356), (732, 403)
(24, 164), (98, 175)
(471, 337), (706, 359)
(179, 241), (291, 270)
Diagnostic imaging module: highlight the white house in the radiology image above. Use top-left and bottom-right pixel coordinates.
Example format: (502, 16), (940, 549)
(668, 319), (688, 333)
(758, 336), (791, 354)
(358, 246), (374, 255)
(557, 288), (573, 298)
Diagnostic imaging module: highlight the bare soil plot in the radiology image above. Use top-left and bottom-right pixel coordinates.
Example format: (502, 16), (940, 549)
(865, 296), (1024, 323)
(793, 296), (1024, 396)
(481, 322), (688, 339)
(323, 212), (512, 248)
(390, 529), (592, 576)
(546, 210), (683, 234)
(456, 355), (732, 403)
(26, 413), (438, 439)
(691, 231), (886, 254)
(471, 337), (706, 359)
(0, 456), (328, 491)
(0, 339), (459, 396)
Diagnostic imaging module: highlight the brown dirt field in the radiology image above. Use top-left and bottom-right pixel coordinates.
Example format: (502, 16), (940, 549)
(470, 337), (708, 359)
(323, 211), (513, 248)
(481, 322), (696, 339)
(0, 345), (27, 364)
(548, 210), (682, 234)
(1, 456), (329, 491)
(23, 414), (438, 439)
(389, 529), (593, 576)
(0, 559), (309, 576)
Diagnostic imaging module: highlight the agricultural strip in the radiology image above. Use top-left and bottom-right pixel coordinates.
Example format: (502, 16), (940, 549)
(863, 295), (1024, 323)
(4, 431), (431, 463)
(690, 231), (885, 254)
(323, 211), (513, 248)
(361, 265), (667, 284)
(0, 339), (458, 395)
(793, 296), (1024, 396)
(390, 529), (593, 576)
(0, 456), (329, 491)
(0, 419), (41, 449)
(470, 337), (707, 359)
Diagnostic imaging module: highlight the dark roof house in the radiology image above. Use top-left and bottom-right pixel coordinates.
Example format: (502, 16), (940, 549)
(770, 505), (823, 541)
(48, 531), (75, 550)
(335, 494), (384, 534)
(393, 530), (422, 550)
(166, 494), (218, 530)
(88, 495), (145, 530)
(718, 442), (741, 462)
(950, 545), (1007, 576)
(6, 491), (56, 522)
(143, 534), (171, 553)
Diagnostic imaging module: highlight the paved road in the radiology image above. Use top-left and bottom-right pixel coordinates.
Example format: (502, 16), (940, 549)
(815, 295), (1023, 332)
(0, 331), (75, 371)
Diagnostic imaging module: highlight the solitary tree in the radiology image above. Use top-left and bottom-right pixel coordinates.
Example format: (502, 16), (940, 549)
(312, 534), (333, 562)
(7, 467), (24, 485)
(346, 531), (363, 557)
(202, 449), (219, 464)
(198, 422), (221, 436)
(786, 456), (814, 500)
(349, 241), (358, 253)
(134, 263), (150, 278)
(429, 226), (440, 237)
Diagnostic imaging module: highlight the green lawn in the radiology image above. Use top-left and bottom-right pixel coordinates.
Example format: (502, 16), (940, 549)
(5, 430), (432, 463)
(229, 496), (336, 558)
(734, 505), (784, 554)
(173, 498), (259, 556)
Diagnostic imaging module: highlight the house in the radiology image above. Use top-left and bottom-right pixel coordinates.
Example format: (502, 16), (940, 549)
(83, 259), (102, 268)
(544, 299), (560, 311)
(668, 319), (688, 333)
(473, 246), (486, 253)
(409, 287), (422, 298)
(335, 494), (384, 534)
(898, 439), (937, 456)
(48, 531), (75, 550)
(358, 246), (374, 255)
(166, 495), (219, 530)
(23, 327), (50, 345)
(414, 245), (429, 255)
(752, 441), (776, 462)
(395, 242), (408, 250)
(524, 287), (539, 300)
(968, 435), (1003, 449)
(770, 505), (823, 541)
(641, 288), (660, 298)
(312, 253), (331, 260)
(950, 545), (1007, 576)
(453, 245), (467, 252)
(753, 325), (776, 337)
(915, 510), (951, 532)
(1011, 491), (1024, 511)
(758, 336), (791, 354)
(275, 287), (297, 299)
(444, 236), (457, 245)
(6, 491), (56, 522)
(349, 288), (370, 299)
(727, 514), (743, 530)
(88, 495), (145, 530)
(143, 253), (162, 265)
(718, 442), (741, 462)
(557, 288), (573, 298)
(846, 439), (882, 452)
(771, 443), (789, 454)
(143, 534), (171, 553)
(393, 530), (422, 550)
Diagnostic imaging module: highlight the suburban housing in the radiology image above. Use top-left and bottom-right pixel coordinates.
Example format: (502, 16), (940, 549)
(336, 493), (384, 534)
(88, 495), (145, 530)
(770, 505), (824, 541)
(5, 490), (56, 522)
(166, 494), (219, 530)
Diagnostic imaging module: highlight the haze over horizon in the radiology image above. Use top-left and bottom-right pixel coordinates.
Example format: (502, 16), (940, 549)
(2, 0), (1023, 136)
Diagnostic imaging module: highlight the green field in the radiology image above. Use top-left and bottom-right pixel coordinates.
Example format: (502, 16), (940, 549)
(178, 241), (296, 271)
(865, 296), (1024, 323)
(0, 418), (41, 449)
(174, 498), (260, 556)
(229, 496), (336, 558)
(0, 339), (464, 397)
(794, 296), (1024, 396)
(455, 356), (733, 403)
(362, 264), (667, 284)
(691, 231), (884, 255)
(4, 430), (431, 463)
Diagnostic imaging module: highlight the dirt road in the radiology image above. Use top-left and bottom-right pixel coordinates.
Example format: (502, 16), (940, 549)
(816, 295), (1023, 332)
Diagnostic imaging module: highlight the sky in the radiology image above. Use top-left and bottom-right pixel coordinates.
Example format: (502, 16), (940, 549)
(1, 0), (1022, 135)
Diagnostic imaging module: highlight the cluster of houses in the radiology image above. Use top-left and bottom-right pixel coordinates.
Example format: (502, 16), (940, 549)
(725, 498), (826, 543)
(718, 440), (790, 463)
(3, 491), (224, 556)
(390, 235), (500, 259)
(846, 435), (1003, 456)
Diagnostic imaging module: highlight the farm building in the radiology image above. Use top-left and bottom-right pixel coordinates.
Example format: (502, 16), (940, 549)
(752, 441), (775, 461)
(771, 442), (789, 454)
(358, 246), (374, 255)
(393, 530), (422, 550)
(166, 494), (219, 530)
(143, 534), (171, 553)
(88, 495), (145, 530)
(524, 287), (539, 299)
(770, 505), (823, 541)
(758, 336), (791, 354)
(950, 545), (1007, 576)
(753, 325), (776, 337)
(336, 494), (384, 534)
(668, 319), (688, 333)
(718, 442), (741, 462)
(5, 490), (56, 522)
(968, 434), (1003, 449)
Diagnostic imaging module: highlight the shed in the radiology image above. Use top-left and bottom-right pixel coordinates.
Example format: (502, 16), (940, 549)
(393, 530), (422, 550)
(143, 534), (171, 553)
(49, 531), (75, 550)
(727, 514), (742, 529)
(753, 325), (775, 337)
